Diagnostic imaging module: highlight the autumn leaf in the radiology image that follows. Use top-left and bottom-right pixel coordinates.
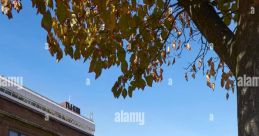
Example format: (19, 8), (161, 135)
(185, 43), (191, 50)
(41, 10), (52, 32)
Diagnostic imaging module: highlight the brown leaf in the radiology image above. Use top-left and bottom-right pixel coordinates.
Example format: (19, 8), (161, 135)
(207, 57), (213, 66)
(198, 59), (203, 68)
(191, 73), (195, 79)
(225, 79), (231, 90)
(207, 81), (212, 88)
(226, 93), (229, 100)
(185, 73), (188, 81)
(192, 64), (197, 72)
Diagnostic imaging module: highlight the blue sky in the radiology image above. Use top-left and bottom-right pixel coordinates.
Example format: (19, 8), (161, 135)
(0, 1), (237, 136)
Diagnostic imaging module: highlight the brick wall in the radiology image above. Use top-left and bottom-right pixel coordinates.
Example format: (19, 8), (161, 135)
(0, 96), (92, 136)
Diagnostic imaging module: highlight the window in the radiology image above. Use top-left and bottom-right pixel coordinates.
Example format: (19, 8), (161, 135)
(8, 130), (27, 136)
(8, 130), (18, 136)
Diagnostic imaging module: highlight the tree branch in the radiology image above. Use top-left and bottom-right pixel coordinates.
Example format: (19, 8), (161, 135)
(179, 0), (237, 75)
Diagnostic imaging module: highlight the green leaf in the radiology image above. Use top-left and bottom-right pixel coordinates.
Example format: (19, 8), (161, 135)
(95, 67), (102, 79)
(56, 47), (63, 62)
(231, 2), (237, 11)
(65, 46), (74, 58)
(89, 59), (96, 73)
(33, 0), (46, 14)
(74, 47), (81, 60)
(145, 75), (153, 87)
(41, 10), (52, 32)
(223, 16), (231, 26)
(55, 0), (69, 24)
(93, 61), (102, 79)
(128, 86), (134, 98)
(144, 0), (155, 6)
(122, 88), (127, 98)
(103, 12), (116, 30)
(117, 47), (126, 62)
(119, 15), (130, 30)
(157, 0), (164, 9)
(121, 61), (128, 74)
(46, 0), (53, 9)
(133, 78), (146, 90)
(112, 83), (122, 98)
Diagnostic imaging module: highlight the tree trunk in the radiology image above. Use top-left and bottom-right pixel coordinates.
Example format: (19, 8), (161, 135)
(237, 47), (259, 136)
(237, 48), (259, 136)
(236, 0), (259, 135)
(180, 0), (259, 135)
(237, 74), (259, 136)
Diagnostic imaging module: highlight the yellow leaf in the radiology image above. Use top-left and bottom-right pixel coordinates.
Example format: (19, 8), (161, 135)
(172, 41), (176, 49)
(211, 83), (215, 90)
(167, 46), (170, 53)
(186, 43), (191, 50)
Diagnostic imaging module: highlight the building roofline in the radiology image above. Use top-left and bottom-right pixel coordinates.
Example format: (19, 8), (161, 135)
(0, 75), (95, 135)
(0, 75), (94, 124)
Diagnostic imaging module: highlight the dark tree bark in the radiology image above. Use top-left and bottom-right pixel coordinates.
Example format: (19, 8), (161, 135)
(236, 0), (259, 135)
(179, 0), (259, 135)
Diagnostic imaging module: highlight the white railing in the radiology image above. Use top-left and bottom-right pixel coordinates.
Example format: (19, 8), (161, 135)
(0, 76), (95, 135)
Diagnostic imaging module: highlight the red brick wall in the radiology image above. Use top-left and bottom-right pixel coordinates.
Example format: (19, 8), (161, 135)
(0, 96), (92, 136)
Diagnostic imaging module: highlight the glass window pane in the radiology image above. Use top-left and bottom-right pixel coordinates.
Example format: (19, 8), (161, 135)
(8, 130), (18, 136)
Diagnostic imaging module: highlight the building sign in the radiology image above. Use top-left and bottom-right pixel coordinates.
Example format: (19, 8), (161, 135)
(60, 102), (81, 115)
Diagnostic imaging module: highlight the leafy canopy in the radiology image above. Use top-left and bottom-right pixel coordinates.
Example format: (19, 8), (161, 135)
(1, 0), (238, 98)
